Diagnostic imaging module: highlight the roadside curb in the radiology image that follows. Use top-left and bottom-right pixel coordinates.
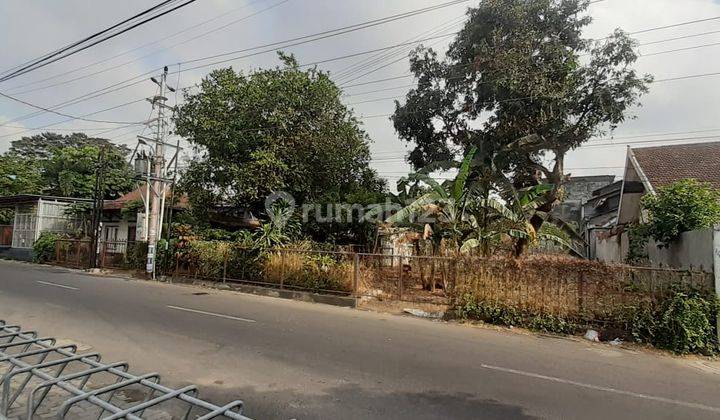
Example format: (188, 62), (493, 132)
(180, 278), (359, 308)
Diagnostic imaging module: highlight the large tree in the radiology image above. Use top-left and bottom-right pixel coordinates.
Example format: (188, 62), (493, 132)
(8, 132), (129, 161)
(1, 132), (133, 200)
(175, 53), (385, 224)
(393, 0), (651, 254)
(42, 145), (134, 199)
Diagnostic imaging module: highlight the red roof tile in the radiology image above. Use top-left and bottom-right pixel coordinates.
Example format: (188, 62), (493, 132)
(103, 188), (189, 210)
(632, 141), (720, 190)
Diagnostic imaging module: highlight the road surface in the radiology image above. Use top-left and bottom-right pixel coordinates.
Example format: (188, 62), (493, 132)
(1, 259), (719, 419)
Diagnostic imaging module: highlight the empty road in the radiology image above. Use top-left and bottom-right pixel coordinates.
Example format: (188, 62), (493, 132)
(1, 259), (719, 419)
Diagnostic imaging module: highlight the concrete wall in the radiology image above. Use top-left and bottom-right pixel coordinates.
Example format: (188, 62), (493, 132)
(647, 229), (715, 272)
(593, 227), (719, 274)
(592, 230), (629, 264)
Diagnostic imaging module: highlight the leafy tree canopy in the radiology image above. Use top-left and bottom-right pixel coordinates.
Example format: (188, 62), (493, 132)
(392, 0), (651, 254)
(1, 132), (134, 200)
(8, 132), (129, 161)
(0, 154), (43, 196)
(641, 179), (720, 245)
(42, 145), (134, 199)
(174, 53), (385, 221)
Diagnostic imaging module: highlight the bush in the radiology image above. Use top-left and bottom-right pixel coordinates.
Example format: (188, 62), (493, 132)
(632, 291), (720, 355)
(126, 241), (149, 270)
(641, 179), (720, 245)
(453, 293), (579, 335)
(33, 232), (60, 263)
(454, 288), (720, 355)
(264, 251), (353, 293)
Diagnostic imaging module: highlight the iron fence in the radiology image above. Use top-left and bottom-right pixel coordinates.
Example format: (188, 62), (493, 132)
(98, 241), (146, 270)
(0, 320), (251, 419)
(357, 254), (457, 304)
(51, 239), (716, 312)
(54, 240), (92, 269)
(173, 247), (356, 296)
(451, 256), (716, 321)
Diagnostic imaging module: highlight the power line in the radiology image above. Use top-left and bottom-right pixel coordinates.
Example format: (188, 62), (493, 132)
(641, 40), (720, 57)
(5, 0), (290, 96)
(0, 70), (155, 127)
(0, 0), (470, 126)
(639, 29), (720, 46)
(0, 0), (199, 83)
(0, 98), (146, 139)
(7, 5), (720, 131)
(179, 0), (469, 67)
(630, 15), (720, 36)
(343, 84), (417, 97)
(369, 135), (720, 163)
(0, 0), (178, 78)
(0, 90), (144, 125)
(332, 14), (466, 83)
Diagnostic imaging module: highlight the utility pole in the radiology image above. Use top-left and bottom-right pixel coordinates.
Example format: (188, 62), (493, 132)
(143, 66), (177, 278)
(89, 145), (107, 269)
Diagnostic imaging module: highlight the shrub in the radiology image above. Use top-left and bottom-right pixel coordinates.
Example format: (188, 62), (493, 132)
(632, 291), (720, 355)
(453, 286), (720, 355)
(453, 293), (579, 335)
(33, 232), (60, 263)
(263, 251), (353, 293)
(641, 179), (720, 245)
(126, 241), (149, 270)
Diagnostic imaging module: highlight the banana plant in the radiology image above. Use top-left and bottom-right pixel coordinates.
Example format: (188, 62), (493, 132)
(385, 147), (479, 253)
(460, 184), (572, 255)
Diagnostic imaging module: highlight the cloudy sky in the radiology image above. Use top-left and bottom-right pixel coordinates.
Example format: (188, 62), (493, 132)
(1, 0), (720, 189)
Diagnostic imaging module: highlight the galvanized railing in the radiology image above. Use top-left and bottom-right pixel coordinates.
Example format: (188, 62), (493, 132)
(0, 321), (251, 419)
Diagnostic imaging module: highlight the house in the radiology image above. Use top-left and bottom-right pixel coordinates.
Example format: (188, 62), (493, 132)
(591, 141), (720, 270)
(551, 175), (616, 227)
(617, 141), (720, 225)
(101, 187), (189, 245)
(583, 180), (643, 260)
(0, 195), (91, 260)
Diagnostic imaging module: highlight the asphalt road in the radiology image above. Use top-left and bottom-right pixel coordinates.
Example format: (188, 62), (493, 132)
(1, 260), (719, 420)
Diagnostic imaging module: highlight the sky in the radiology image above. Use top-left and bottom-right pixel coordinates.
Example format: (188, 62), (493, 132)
(1, 0), (720, 190)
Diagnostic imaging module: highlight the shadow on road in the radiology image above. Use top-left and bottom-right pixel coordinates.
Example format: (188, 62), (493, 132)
(199, 382), (537, 420)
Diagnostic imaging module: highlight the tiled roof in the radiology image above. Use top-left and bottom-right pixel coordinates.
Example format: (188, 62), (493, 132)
(103, 188), (189, 210)
(631, 141), (720, 190)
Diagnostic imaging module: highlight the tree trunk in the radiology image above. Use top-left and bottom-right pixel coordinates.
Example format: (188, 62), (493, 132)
(514, 152), (565, 257)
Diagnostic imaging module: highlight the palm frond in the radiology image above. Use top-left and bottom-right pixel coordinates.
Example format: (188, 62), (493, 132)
(386, 193), (439, 225)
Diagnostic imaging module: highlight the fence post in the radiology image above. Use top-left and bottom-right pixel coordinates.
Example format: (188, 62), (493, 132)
(55, 240), (60, 264)
(280, 250), (285, 290)
(577, 272), (585, 317)
(100, 242), (106, 269)
(75, 241), (81, 268)
(397, 255), (403, 301)
(222, 250), (228, 284)
(712, 226), (720, 343)
(353, 253), (360, 297)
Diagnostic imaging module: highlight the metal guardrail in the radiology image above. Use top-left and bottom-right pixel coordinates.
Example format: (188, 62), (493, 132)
(0, 321), (251, 419)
